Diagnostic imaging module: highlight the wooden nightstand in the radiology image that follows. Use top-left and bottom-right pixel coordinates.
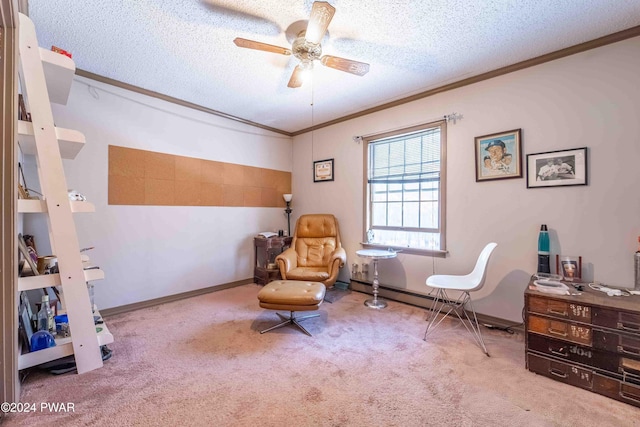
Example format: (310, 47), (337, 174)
(253, 236), (292, 285)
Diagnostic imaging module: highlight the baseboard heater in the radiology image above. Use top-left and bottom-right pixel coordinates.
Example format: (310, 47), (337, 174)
(349, 278), (523, 333)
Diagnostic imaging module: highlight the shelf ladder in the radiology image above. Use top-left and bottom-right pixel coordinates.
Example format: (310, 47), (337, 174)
(18, 13), (103, 373)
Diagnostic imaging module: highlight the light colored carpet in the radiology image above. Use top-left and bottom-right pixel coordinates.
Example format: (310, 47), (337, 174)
(6, 284), (639, 426)
(323, 287), (351, 303)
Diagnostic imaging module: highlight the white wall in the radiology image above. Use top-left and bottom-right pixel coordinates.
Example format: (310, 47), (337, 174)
(291, 37), (640, 322)
(23, 37), (639, 321)
(24, 76), (292, 310)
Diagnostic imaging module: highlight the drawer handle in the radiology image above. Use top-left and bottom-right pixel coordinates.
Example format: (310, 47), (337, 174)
(617, 322), (640, 333)
(548, 327), (568, 338)
(548, 309), (568, 317)
(620, 367), (640, 381)
(549, 346), (568, 357)
(619, 390), (640, 404)
(618, 345), (640, 356)
(549, 369), (568, 379)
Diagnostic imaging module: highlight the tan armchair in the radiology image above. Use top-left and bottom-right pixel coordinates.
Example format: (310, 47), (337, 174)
(276, 214), (347, 288)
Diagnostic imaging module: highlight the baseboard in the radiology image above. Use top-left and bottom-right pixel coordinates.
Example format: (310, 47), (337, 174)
(100, 278), (253, 317)
(349, 279), (524, 333)
(100, 278), (523, 334)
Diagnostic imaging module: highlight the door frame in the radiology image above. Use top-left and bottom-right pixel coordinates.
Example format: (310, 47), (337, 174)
(1, 0), (19, 406)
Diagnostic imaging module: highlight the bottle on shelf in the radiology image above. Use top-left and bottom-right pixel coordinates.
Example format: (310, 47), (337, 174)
(37, 294), (55, 334)
(537, 224), (550, 274)
(635, 236), (640, 290)
(87, 283), (95, 313)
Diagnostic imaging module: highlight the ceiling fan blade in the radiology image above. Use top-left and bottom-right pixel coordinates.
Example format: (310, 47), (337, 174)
(287, 65), (305, 88)
(320, 55), (370, 76)
(305, 1), (336, 44)
(233, 38), (292, 56)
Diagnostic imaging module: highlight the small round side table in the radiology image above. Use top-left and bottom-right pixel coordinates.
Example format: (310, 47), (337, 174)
(356, 248), (397, 309)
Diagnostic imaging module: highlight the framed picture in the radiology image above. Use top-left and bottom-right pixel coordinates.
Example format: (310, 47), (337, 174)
(313, 158), (334, 182)
(475, 129), (522, 181)
(526, 147), (588, 188)
(556, 255), (582, 281)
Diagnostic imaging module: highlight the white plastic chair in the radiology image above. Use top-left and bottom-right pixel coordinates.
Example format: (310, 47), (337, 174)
(423, 243), (497, 356)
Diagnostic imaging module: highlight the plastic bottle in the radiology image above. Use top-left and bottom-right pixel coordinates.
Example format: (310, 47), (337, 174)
(635, 236), (640, 290)
(37, 294), (55, 334)
(537, 224), (550, 274)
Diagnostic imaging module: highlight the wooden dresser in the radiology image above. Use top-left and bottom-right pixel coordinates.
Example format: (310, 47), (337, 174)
(524, 282), (640, 407)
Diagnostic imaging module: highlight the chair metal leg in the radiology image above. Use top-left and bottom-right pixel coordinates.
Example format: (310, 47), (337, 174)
(260, 311), (320, 336)
(423, 289), (489, 356)
(423, 288), (451, 339)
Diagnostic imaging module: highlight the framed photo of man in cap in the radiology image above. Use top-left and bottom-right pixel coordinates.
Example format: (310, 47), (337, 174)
(474, 128), (522, 182)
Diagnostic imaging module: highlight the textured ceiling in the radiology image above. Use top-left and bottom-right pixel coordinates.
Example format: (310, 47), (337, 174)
(27, 1), (640, 135)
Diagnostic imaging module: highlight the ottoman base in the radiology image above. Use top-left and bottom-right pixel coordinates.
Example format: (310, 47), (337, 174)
(260, 311), (320, 336)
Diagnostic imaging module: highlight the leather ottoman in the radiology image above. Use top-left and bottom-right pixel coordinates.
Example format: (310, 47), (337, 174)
(257, 280), (326, 336)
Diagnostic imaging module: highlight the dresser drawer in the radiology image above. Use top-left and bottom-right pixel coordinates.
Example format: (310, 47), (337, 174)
(528, 314), (592, 346)
(528, 333), (640, 375)
(528, 295), (591, 322)
(621, 358), (640, 381)
(593, 328), (640, 357)
(528, 353), (640, 408)
(593, 308), (640, 334)
(527, 333), (617, 373)
(527, 353), (594, 390)
(593, 373), (640, 408)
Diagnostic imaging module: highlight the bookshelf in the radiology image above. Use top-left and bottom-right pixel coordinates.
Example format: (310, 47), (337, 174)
(17, 13), (112, 374)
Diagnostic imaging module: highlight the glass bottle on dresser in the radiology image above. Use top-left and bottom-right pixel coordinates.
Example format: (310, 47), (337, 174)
(37, 294), (55, 334)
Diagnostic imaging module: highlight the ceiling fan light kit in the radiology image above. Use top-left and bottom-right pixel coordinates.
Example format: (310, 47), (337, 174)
(292, 32), (322, 62)
(233, 1), (370, 88)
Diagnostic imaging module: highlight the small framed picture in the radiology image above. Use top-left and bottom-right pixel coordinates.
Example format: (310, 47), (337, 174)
(526, 147), (588, 188)
(475, 129), (522, 182)
(556, 255), (582, 281)
(313, 158), (334, 182)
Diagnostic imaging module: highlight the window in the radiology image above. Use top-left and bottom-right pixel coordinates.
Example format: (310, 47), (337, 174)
(365, 121), (446, 254)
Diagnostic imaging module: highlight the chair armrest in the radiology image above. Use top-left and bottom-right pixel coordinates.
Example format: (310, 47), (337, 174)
(322, 247), (347, 287)
(329, 247), (347, 270)
(275, 247), (298, 274)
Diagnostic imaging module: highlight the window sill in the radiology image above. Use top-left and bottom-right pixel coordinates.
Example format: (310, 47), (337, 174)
(359, 243), (447, 258)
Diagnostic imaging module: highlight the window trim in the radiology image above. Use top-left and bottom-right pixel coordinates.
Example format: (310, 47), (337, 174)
(362, 120), (447, 257)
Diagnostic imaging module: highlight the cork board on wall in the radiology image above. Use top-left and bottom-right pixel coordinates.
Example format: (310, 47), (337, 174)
(108, 145), (291, 207)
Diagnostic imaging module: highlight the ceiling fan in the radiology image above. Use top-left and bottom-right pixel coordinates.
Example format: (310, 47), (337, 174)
(233, 1), (370, 88)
